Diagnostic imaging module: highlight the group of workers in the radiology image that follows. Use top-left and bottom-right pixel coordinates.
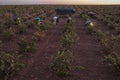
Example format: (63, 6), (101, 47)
(13, 8), (74, 26)
(13, 8), (94, 27)
(13, 15), (72, 26)
(13, 15), (94, 27)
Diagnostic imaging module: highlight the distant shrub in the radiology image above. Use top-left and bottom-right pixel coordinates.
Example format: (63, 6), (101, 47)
(32, 31), (45, 41)
(36, 24), (49, 31)
(63, 25), (73, 34)
(18, 38), (36, 52)
(45, 21), (53, 28)
(81, 14), (90, 21)
(16, 24), (27, 34)
(3, 28), (15, 40)
(95, 29), (105, 42)
(100, 35), (118, 54)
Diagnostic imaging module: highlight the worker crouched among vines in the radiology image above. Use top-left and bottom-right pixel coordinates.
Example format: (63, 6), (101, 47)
(85, 20), (94, 27)
(53, 16), (59, 25)
(34, 17), (42, 25)
(13, 16), (21, 25)
(85, 19), (95, 34)
(67, 16), (72, 24)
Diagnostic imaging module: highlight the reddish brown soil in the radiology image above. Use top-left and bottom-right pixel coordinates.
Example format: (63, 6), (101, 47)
(1, 14), (120, 80)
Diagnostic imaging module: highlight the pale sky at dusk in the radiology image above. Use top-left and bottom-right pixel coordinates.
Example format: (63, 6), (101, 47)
(0, 0), (120, 5)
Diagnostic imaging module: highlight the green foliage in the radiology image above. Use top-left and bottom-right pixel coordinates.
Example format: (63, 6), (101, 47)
(61, 31), (79, 50)
(62, 32), (74, 50)
(63, 25), (73, 34)
(32, 31), (45, 41)
(95, 29), (105, 41)
(17, 24), (27, 34)
(50, 19), (80, 76)
(103, 53), (120, 71)
(0, 52), (23, 80)
(71, 31), (79, 43)
(63, 24), (79, 40)
(62, 24), (79, 50)
(3, 28), (15, 40)
(46, 21), (53, 28)
(36, 24), (49, 31)
(100, 35), (118, 54)
(81, 14), (90, 20)
(67, 19), (74, 26)
(50, 50), (73, 76)
(18, 38), (36, 52)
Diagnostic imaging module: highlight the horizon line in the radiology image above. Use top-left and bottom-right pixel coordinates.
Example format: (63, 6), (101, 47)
(0, 3), (120, 5)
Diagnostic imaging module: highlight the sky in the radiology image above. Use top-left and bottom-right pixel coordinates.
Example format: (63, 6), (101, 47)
(0, 0), (120, 5)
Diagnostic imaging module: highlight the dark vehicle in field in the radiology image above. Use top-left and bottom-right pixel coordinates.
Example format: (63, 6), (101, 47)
(55, 8), (76, 15)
